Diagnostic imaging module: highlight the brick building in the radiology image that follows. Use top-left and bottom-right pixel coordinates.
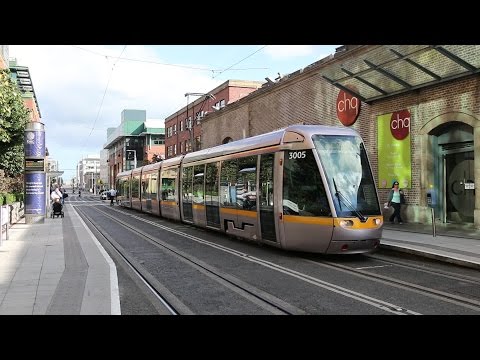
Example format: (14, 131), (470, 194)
(200, 45), (480, 228)
(164, 80), (263, 159)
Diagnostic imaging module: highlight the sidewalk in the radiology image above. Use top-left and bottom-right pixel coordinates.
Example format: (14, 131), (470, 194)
(0, 204), (120, 315)
(1, 210), (479, 315)
(381, 222), (480, 269)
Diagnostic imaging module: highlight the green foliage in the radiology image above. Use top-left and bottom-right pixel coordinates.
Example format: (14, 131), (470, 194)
(0, 69), (30, 177)
(0, 143), (25, 176)
(15, 192), (24, 202)
(0, 194), (3, 205)
(5, 193), (16, 204)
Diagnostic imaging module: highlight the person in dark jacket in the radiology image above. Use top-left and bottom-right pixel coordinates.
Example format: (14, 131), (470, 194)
(387, 180), (405, 224)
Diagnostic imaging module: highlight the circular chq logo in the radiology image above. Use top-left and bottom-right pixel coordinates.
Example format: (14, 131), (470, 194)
(390, 109), (410, 140)
(336, 89), (360, 126)
(27, 132), (35, 140)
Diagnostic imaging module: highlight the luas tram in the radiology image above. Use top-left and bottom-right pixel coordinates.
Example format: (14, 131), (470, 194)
(116, 124), (383, 254)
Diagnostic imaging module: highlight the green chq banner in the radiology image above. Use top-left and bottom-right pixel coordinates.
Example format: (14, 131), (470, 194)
(377, 110), (412, 189)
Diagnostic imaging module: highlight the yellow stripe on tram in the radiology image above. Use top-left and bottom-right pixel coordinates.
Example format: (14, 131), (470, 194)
(161, 201), (176, 206)
(220, 208), (257, 218)
(283, 215), (333, 225)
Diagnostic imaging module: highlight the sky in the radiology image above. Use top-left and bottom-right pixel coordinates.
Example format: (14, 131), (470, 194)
(8, 45), (340, 182)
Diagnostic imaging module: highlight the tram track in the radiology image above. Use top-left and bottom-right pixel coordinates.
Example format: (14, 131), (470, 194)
(75, 206), (181, 315)
(88, 205), (427, 315)
(304, 257), (480, 312)
(76, 205), (301, 315)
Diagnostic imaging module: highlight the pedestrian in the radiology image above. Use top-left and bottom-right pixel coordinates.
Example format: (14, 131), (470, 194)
(109, 188), (117, 206)
(50, 184), (62, 206)
(387, 180), (405, 224)
(59, 186), (65, 204)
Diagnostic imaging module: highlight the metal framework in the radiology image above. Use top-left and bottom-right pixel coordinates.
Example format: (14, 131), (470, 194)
(319, 45), (480, 103)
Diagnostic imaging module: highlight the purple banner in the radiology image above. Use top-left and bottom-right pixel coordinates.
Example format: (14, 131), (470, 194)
(25, 130), (45, 158)
(25, 172), (46, 215)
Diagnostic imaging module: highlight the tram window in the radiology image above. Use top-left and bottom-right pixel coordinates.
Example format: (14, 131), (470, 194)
(193, 165), (205, 205)
(182, 166), (194, 203)
(142, 175), (149, 198)
(283, 150), (331, 217)
(313, 135), (381, 216)
(260, 154), (274, 207)
(151, 174), (158, 196)
(220, 159), (237, 207)
(132, 175), (140, 198)
(237, 156), (257, 211)
(205, 162), (220, 206)
(161, 168), (177, 201)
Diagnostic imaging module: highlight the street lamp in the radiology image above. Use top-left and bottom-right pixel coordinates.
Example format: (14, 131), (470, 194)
(126, 149), (137, 170)
(184, 92), (215, 153)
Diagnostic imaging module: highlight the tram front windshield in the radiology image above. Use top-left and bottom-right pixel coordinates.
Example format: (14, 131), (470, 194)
(313, 135), (381, 217)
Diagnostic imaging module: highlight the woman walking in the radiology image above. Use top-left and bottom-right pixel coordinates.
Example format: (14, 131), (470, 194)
(387, 180), (405, 224)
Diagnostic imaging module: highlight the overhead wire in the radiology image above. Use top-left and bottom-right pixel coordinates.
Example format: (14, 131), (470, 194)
(212, 45), (268, 79)
(82, 45), (127, 150)
(71, 45), (268, 73)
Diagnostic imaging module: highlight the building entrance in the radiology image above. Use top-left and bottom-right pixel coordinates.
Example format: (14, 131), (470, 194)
(431, 121), (474, 224)
(444, 149), (474, 223)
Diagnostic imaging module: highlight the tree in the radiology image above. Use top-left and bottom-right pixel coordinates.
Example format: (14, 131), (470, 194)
(150, 153), (163, 163)
(0, 69), (30, 177)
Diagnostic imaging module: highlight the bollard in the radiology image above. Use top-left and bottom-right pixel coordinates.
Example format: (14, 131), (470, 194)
(431, 207), (436, 237)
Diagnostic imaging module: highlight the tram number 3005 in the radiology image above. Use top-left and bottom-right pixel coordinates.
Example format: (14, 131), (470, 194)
(289, 151), (306, 159)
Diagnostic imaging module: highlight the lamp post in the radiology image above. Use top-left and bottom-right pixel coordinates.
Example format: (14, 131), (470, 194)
(184, 92), (215, 153)
(126, 149), (137, 170)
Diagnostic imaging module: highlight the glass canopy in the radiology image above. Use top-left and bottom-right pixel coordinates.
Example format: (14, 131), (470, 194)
(318, 45), (480, 103)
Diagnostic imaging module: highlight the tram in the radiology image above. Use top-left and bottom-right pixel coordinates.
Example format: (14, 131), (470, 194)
(116, 124), (383, 254)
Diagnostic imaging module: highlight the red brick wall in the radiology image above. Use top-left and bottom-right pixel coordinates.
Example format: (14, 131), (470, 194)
(23, 97), (41, 121)
(165, 85), (261, 158)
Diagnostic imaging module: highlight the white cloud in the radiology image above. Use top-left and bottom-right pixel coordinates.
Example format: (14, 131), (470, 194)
(9, 45), (222, 181)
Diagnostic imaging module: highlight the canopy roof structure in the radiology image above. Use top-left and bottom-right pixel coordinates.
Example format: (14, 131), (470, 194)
(318, 45), (480, 103)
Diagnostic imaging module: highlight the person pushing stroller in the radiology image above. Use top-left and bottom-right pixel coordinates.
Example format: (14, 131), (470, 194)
(51, 198), (64, 218)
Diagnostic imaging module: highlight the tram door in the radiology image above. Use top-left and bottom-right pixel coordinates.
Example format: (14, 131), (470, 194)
(181, 166), (193, 223)
(444, 150), (474, 223)
(205, 162), (221, 228)
(277, 150), (333, 253)
(259, 153), (276, 242)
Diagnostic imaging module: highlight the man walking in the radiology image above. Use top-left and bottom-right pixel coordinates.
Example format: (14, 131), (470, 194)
(109, 188), (117, 206)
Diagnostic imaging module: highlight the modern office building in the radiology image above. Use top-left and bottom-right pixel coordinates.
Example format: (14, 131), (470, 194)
(103, 110), (165, 187)
(76, 155), (100, 193)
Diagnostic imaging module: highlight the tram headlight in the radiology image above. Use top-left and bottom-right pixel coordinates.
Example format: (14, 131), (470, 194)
(373, 218), (383, 226)
(339, 220), (354, 228)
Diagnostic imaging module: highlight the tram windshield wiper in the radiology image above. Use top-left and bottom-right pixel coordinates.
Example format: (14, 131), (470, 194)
(332, 177), (367, 222)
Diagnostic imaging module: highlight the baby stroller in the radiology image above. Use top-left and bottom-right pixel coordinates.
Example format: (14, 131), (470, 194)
(51, 199), (64, 218)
